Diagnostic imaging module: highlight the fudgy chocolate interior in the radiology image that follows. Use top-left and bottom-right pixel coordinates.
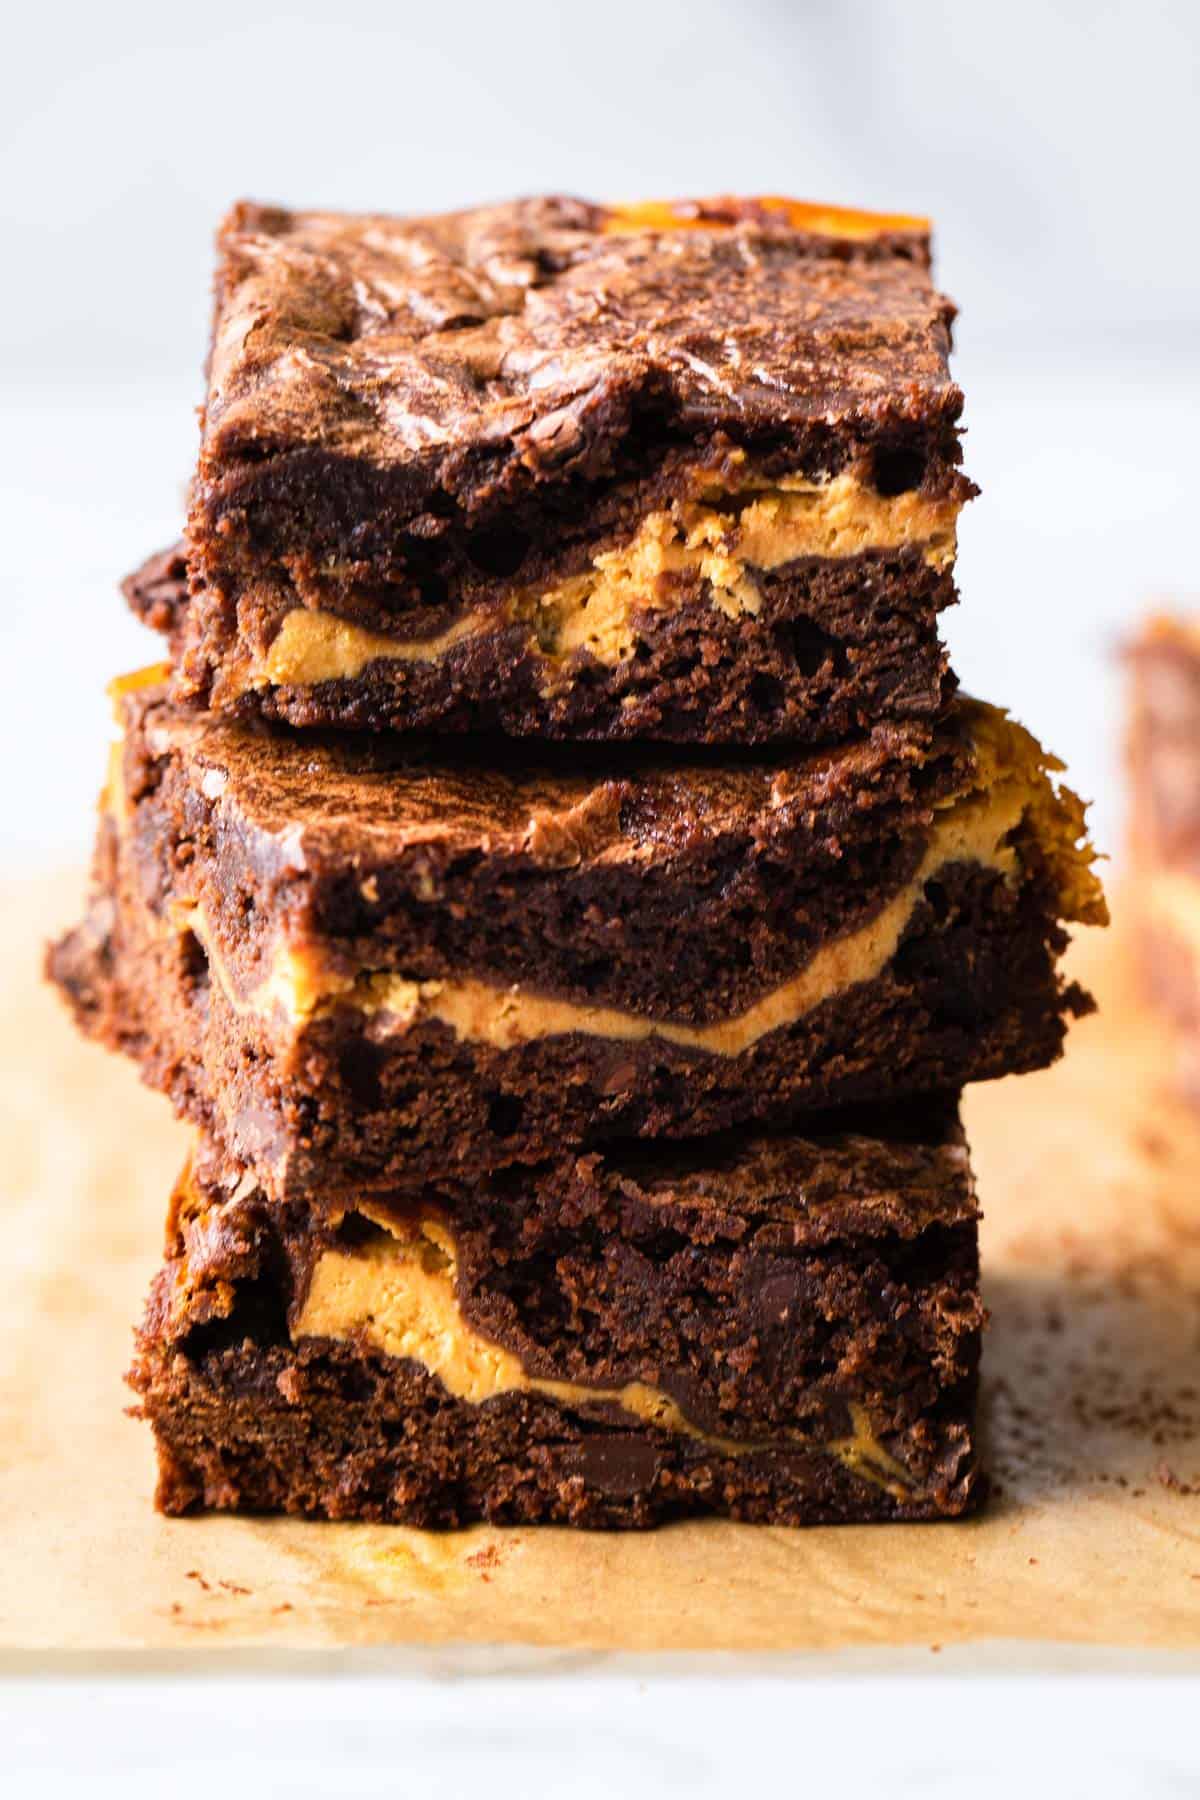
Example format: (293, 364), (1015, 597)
(114, 681), (969, 1019)
(50, 809), (1089, 1202)
(126, 541), (957, 745)
(129, 1100), (983, 1528)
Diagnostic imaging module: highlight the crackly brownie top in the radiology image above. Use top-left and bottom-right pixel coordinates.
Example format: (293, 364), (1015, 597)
(120, 669), (965, 876)
(115, 671), (1106, 990)
(199, 194), (960, 496)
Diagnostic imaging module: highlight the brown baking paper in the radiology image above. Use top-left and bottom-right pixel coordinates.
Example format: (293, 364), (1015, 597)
(4, 878), (1200, 1656)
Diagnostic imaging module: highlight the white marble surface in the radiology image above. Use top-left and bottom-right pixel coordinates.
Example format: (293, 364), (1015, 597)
(6, 1654), (1200, 1795)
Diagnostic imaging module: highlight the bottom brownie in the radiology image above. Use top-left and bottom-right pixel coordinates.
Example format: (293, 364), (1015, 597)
(129, 1103), (984, 1528)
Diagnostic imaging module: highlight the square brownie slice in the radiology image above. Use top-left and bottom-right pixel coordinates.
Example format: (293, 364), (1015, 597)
(169, 194), (973, 744)
(49, 677), (1105, 1202)
(129, 1100), (984, 1527)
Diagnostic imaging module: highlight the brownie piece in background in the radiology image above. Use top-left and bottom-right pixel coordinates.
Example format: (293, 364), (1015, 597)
(1126, 615), (1200, 1089)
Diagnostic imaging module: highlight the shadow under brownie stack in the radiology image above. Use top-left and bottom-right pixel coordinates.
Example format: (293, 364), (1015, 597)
(50, 194), (1106, 1528)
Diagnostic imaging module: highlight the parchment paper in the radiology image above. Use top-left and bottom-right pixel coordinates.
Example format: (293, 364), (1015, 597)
(4, 878), (1200, 1655)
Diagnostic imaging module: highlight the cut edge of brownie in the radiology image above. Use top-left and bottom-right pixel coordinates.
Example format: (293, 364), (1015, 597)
(45, 680), (1107, 1197)
(127, 1104), (985, 1528)
(130, 1340), (984, 1528)
(126, 540), (960, 745)
(48, 808), (1097, 1200)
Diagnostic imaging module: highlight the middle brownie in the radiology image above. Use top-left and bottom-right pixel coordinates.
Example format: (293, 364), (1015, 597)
(49, 678), (1105, 1203)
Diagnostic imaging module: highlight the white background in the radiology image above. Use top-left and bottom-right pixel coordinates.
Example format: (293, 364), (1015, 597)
(3, 0), (1198, 869)
(4, 0), (1199, 1789)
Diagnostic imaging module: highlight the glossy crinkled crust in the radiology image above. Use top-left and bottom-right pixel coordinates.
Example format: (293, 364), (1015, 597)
(173, 195), (976, 734)
(90, 678), (1104, 1020)
(97, 674), (976, 1017)
(194, 194), (965, 554)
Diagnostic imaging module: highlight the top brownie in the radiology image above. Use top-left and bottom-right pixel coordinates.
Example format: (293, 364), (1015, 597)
(175, 195), (974, 742)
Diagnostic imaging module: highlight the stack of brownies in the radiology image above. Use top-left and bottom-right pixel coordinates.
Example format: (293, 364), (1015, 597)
(50, 194), (1106, 1527)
